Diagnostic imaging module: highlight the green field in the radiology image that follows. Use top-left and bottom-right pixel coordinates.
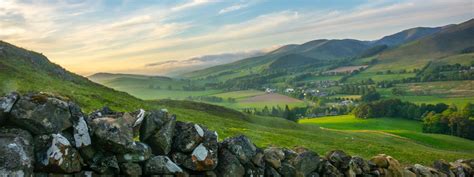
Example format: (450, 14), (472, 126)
(209, 90), (308, 110)
(299, 115), (474, 153)
(347, 71), (416, 82)
(379, 80), (474, 107)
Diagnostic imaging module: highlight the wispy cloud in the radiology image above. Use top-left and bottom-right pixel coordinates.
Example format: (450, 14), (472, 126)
(172, 0), (213, 11)
(219, 3), (249, 14)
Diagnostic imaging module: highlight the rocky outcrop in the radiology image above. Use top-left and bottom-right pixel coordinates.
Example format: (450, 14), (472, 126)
(0, 92), (472, 176)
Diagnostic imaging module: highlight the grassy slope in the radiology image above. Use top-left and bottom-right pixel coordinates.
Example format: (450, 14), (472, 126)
(299, 115), (474, 155)
(89, 74), (223, 100)
(368, 19), (474, 72)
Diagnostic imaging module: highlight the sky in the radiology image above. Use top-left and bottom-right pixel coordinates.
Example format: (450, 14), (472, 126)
(0, 0), (473, 76)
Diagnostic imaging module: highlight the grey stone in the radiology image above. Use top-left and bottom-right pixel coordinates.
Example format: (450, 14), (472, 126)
(120, 163), (142, 176)
(9, 93), (73, 135)
(144, 156), (183, 175)
(172, 129), (219, 171)
(0, 92), (19, 124)
(220, 135), (257, 165)
(140, 110), (176, 155)
(291, 147), (320, 176)
(173, 121), (204, 153)
(35, 133), (82, 173)
(69, 102), (91, 149)
(89, 115), (134, 154)
(89, 153), (120, 174)
(326, 150), (351, 172)
(117, 142), (152, 163)
(278, 162), (296, 177)
(0, 128), (34, 176)
(216, 148), (245, 177)
(264, 147), (285, 169)
(433, 159), (455, 176)
(265, 166), (281, 177)
(349, 156), (370, 175)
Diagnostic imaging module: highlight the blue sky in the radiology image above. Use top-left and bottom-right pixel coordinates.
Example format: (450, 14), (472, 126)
(0, 0), (473, 75)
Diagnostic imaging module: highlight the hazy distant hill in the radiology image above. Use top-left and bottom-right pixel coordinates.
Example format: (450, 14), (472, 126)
(182, 19), (474, 81)
(370, 19), (474, 71)
(373, 27), (442, 47)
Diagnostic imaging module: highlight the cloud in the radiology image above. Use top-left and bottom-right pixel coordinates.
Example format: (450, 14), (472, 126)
(1, 0), (472, 76)
(171, 0), (213, 11)
(143, 49), (266, 76)
(219, 3), (249, 14)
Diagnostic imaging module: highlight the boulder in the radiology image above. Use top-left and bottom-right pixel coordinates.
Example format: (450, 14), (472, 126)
(89, 114), (134, 154)
(117, 142), (152, 163)
(407, 164), (444, 177)
(349, 156), (370, 176)
(69, 102), (91, 148)
(369, 154), (404, 177)
(252, 148), (265, 168)
(220, 135), (257, 165)
(35, 133), (82, 173)
(0, 128), (34, 176)
(403, 168), (417, 177)
(326, 150), (351, 172)
(291, 147), (321, 176)
(9, 93), (72, 135)
(278, 162), (296, 177)
(319, 160), (343, 177)
(265, 166), (281, 177)
(216, 148), (245, 177)
(450, 160), (473, 177)
(89, 153), (120, 174)
(0, 92), (19, 124)
(120, 162), (142, 176)
(173, 121), (205, 153)
(144, 156), (183, 175)
(264, 147), (285, 169)
(370, 154), (389, 168)
(433, 159), (455, 176)
(140, 110), (176, 155)
(173, 129), (219, 171)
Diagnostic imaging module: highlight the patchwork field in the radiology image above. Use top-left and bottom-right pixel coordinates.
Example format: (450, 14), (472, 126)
(380, 80), (474, 107)
(210, 90), (307, 110)
(241, 93), (302, 103)
(347, 71), (416, 82)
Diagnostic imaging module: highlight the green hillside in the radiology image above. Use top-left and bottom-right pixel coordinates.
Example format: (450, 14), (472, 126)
(369, 19), (474, 72)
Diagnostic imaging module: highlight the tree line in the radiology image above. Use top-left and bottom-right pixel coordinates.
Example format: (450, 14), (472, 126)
(353, 99), (474, 140)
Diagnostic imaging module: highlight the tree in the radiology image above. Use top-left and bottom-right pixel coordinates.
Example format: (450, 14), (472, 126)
(361, 92), (381, 102)
(353, 103), (374, 118)
(262, 106), (270, 116)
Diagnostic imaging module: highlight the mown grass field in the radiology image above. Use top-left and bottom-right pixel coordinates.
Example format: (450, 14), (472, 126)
(298, 115), (474, 157)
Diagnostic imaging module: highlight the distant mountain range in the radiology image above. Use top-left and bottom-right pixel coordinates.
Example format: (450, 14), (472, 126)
(181, 19), (474, 80)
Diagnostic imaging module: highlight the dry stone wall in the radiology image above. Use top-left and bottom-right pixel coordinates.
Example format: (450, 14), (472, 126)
(0, 92), (473, 177)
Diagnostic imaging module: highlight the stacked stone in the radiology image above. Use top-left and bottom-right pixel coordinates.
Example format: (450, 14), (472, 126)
(0, 92), (473, 177)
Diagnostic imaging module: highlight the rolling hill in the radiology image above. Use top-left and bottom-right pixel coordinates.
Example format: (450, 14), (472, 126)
(181, 19), (474, 85)
(369, 19), (474, 72)
(373, 26), (442, 47)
